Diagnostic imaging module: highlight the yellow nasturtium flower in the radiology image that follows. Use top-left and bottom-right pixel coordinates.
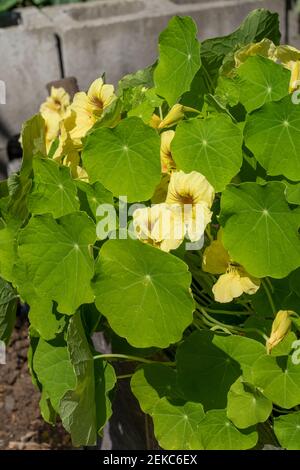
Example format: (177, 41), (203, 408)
(234, 39), (276, 68)
(160, 130), (176, 173)
(133, 203), (185, 252)
(52, 110), (88, 181)
(266, 310), (293, 354)
(70, 78), (116, 140)
(158, 104), (185, 129)
(234, 41), (300, 94)
(166, 170), (214, 242)
(203, 232), (260, 303)
(40, 86), (70, 152)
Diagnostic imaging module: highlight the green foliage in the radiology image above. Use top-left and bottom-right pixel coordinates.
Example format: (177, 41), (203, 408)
(3, 9), (300, 450)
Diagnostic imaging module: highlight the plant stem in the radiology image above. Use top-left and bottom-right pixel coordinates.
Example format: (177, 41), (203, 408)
(262, 279), (276, 314)
(93, 353), (175, 366)
(205, 307), (251, 316)
(116, 374), (133, 380)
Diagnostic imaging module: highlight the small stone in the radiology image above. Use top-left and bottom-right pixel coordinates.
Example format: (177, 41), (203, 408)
(4, 395), (15, 412)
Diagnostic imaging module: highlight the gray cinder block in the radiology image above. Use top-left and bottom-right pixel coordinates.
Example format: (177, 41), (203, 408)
(0, 7), (61, 149)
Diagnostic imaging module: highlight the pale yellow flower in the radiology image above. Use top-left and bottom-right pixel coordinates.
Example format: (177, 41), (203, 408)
(203, 232), (260, 303)
(133, 203), (185, 252)
(234, 39), (276, 68)
(158, 104), (185, 129)
(166, 170), (214, 242)
(40, 87), (70, 152)
(70, 78), (116, 140)
(212, 267), (260, 303)
(160, 130), (176, 173)
(266, 310), (293, 354)
(149, 113), (161, 129)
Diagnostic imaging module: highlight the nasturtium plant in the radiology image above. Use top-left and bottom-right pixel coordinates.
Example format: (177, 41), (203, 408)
(2, 9), (300, 450)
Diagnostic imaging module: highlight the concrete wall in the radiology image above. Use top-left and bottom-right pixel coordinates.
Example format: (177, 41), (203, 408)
(43, 0), (286, 91)
(0, 7), (61, 165)
(0, 0), (288, 170)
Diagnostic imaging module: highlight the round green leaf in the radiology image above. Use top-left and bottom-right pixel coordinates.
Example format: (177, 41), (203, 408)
(197, 410), (258, 450)
(220, 182), (300, 278)
(154, 16), (201, 106)
(33, 337), (76, 411)
(171, 115), (243, 191)
(236, 56), (290, 112)
(252, 354), (300, 409)
(29, 158), (79, 218)
(93, 238), (194, 348)
(176, 330), (266, 409)
(17, 212), (96, 314)
(152, 398), (205, 450)
(131, 364), (183, 414)
(76, 180), (113, 219)
(82, 117), (161, 202)
(176, 330), (241, 410)
(274, 412), (300, 450)
(227, 377), (272, 429)
(244, 95), (300, 181)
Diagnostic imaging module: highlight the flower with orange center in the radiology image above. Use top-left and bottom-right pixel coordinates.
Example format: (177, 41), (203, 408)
(166, 170), (214, 242)
(70, 78), (116, 140)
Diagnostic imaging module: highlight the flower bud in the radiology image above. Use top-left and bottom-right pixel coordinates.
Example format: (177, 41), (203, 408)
(266, 310), (293, 354)
(158, 104), (185, 129)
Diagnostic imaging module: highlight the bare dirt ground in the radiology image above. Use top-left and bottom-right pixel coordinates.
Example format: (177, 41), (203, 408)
(0, 313), (72, 450)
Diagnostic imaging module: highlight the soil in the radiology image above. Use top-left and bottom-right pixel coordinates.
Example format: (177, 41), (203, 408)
(0, 312), (73, 450)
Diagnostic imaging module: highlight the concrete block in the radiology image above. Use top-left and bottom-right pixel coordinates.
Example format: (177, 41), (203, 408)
(288, 6), (300, 48)
(0, 7), (61, 150)
(43, 0), (286, 91)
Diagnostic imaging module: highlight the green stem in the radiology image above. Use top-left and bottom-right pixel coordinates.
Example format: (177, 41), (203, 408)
(116, 374), (133, 380)
(205, 307), (251, 316)
(262, 279), (276, 314)
(93, 353), (175, 366)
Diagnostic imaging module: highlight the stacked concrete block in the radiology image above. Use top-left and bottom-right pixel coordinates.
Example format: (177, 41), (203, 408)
(43, 0), (286, 91)
(0, 7), (60, 161)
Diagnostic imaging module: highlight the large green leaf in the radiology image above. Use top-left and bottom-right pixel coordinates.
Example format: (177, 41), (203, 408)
(0, 278), (18, 344)
(176, 331), (265, 409)
(60, 313), (116, 446)
(152, 398), (205, 450)
(227, 377), (272, 429)
(29, 300), (66, 341)
(274, 412), (300, 450)
(17, 212), (96, 314)
(0, 0), (18, 13)
(29, 158), (79, 218)
(236, 56), (290, 112)
(220, 182), (300, 278)
(131, 364), (183, 414)
(76, 180), (113, 220)
(197, 409), (258, 450)
(200, 9), (280, 90)
(20, 114), (46, 178)
(93, 238), (194, 348)
(176, 331), (240, 410)
(33, 337), (76, 411)
(244, 95), (300, 181)
(82, 117), (161, 202)
(154, 16), (201, 106)
(0, 225), (17, 282)
(172, 115), (243, 191)
(252, 354), (300, 408)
